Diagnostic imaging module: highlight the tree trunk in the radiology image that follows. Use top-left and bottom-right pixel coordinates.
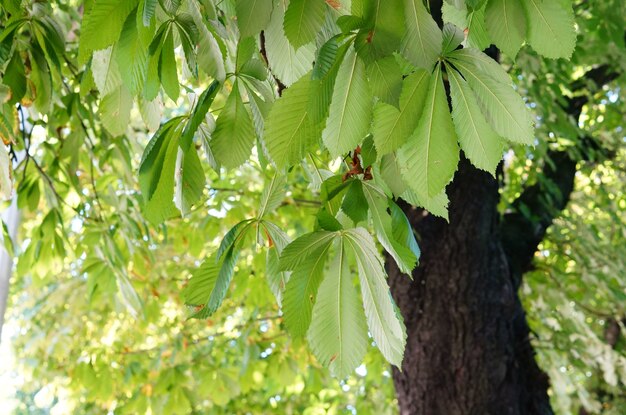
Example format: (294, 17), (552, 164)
(387, 159), (553, 415)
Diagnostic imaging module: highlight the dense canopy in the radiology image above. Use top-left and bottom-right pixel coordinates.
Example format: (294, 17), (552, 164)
(0, 0), (625, 414)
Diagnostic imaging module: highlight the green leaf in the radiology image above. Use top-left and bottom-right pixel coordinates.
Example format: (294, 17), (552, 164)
(258, 174), (286, 218)
(322, 48), (372, 157)
(355, 0), (405, 63)
(182, 250), (239, 319)
(264, 74), (320, 169)
(159, 28), (179, 101)
(447, 47), (511, 85)
(236, 0), (273, 38)
(174, 146), (205, 216)
(283, 0), (326, 49)
(0, 144), (12, 201)
(521, 0), (576, 59)
(181, 80), (220, 151)
(343, 228), (406, 368)
(485, 0), (526, 59)
(371, 69), (430, 155)
(309, 39), (352, 125)
(312, 35), (340, 80)
(138, 118), (185, 224)
(366, 56), (403, 106)
(189, 1), (226, 82)
(465, 7), (491, 50)
(265, 0), (315, 86)
(441, 22), (464, 54)
(279, 231), (337, 271)
(99, 85), (133, 137)
(78, 0), (139, 63)
(139, 96), (163, 131)
(116, 9), (148, 95)
(389, 201), (420, 264)
(307, 240), (368, 378)
(401, 0), (442, 70)
(341, 180), (368, 224)
(378, 152), (408, 196)
(92, 47), (122, 96)
(398, 66), (459, 197)
(211, 82), (256, 169)
(401, 188), (449, 220)
(142, 0), (158, 26)
(3, 51), (26, 104)
(217, 219), (253, 260)
(262, 221), (290, 305)
(175, 13), (199, 75)
(442, 2), (491, 50)
(1, 219), (15, 257)
(447, 68), (504, 174)
(282, 232), (334, 337)
(448, 53), (534, 144)
(361, 181), (417, 274)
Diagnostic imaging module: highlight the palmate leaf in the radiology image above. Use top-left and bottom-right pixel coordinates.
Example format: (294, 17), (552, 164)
(211, 82), (256, 169)
(264, 74), (320, 169)
(236, 0), (273, 38)
(485, 0), (526, 59)
(398, 65), (459, 198)
(283, 0), (327, 49)
(307, 239), (368, 378)
(371, 69), (430, 156)
(343, 228), (406, 368)
(448, 53), (533, 144)
(78, 0), (139, 64)
(521, 0), (576, 59)
(265, 0), (315, 86)
(281, 230), (335, 338)
(361, 181), (417, 274)
(322, 47), (372, 157)
(401, 0), (442, 70)
(448, 68), (504, 174)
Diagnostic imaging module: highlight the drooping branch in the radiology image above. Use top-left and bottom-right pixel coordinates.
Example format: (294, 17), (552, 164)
(500, 65), (620, 282)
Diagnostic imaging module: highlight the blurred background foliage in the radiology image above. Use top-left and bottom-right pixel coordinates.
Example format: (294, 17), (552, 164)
(0, 0), (624, 414)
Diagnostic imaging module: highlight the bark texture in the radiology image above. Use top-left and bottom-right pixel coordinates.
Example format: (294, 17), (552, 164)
(387, 159), (553, 415)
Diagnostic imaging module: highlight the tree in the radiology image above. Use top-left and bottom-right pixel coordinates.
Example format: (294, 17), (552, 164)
(0, 0), (625, 414)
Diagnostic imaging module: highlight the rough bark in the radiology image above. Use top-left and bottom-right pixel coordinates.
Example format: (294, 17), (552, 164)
(387, 158), (553, 415)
